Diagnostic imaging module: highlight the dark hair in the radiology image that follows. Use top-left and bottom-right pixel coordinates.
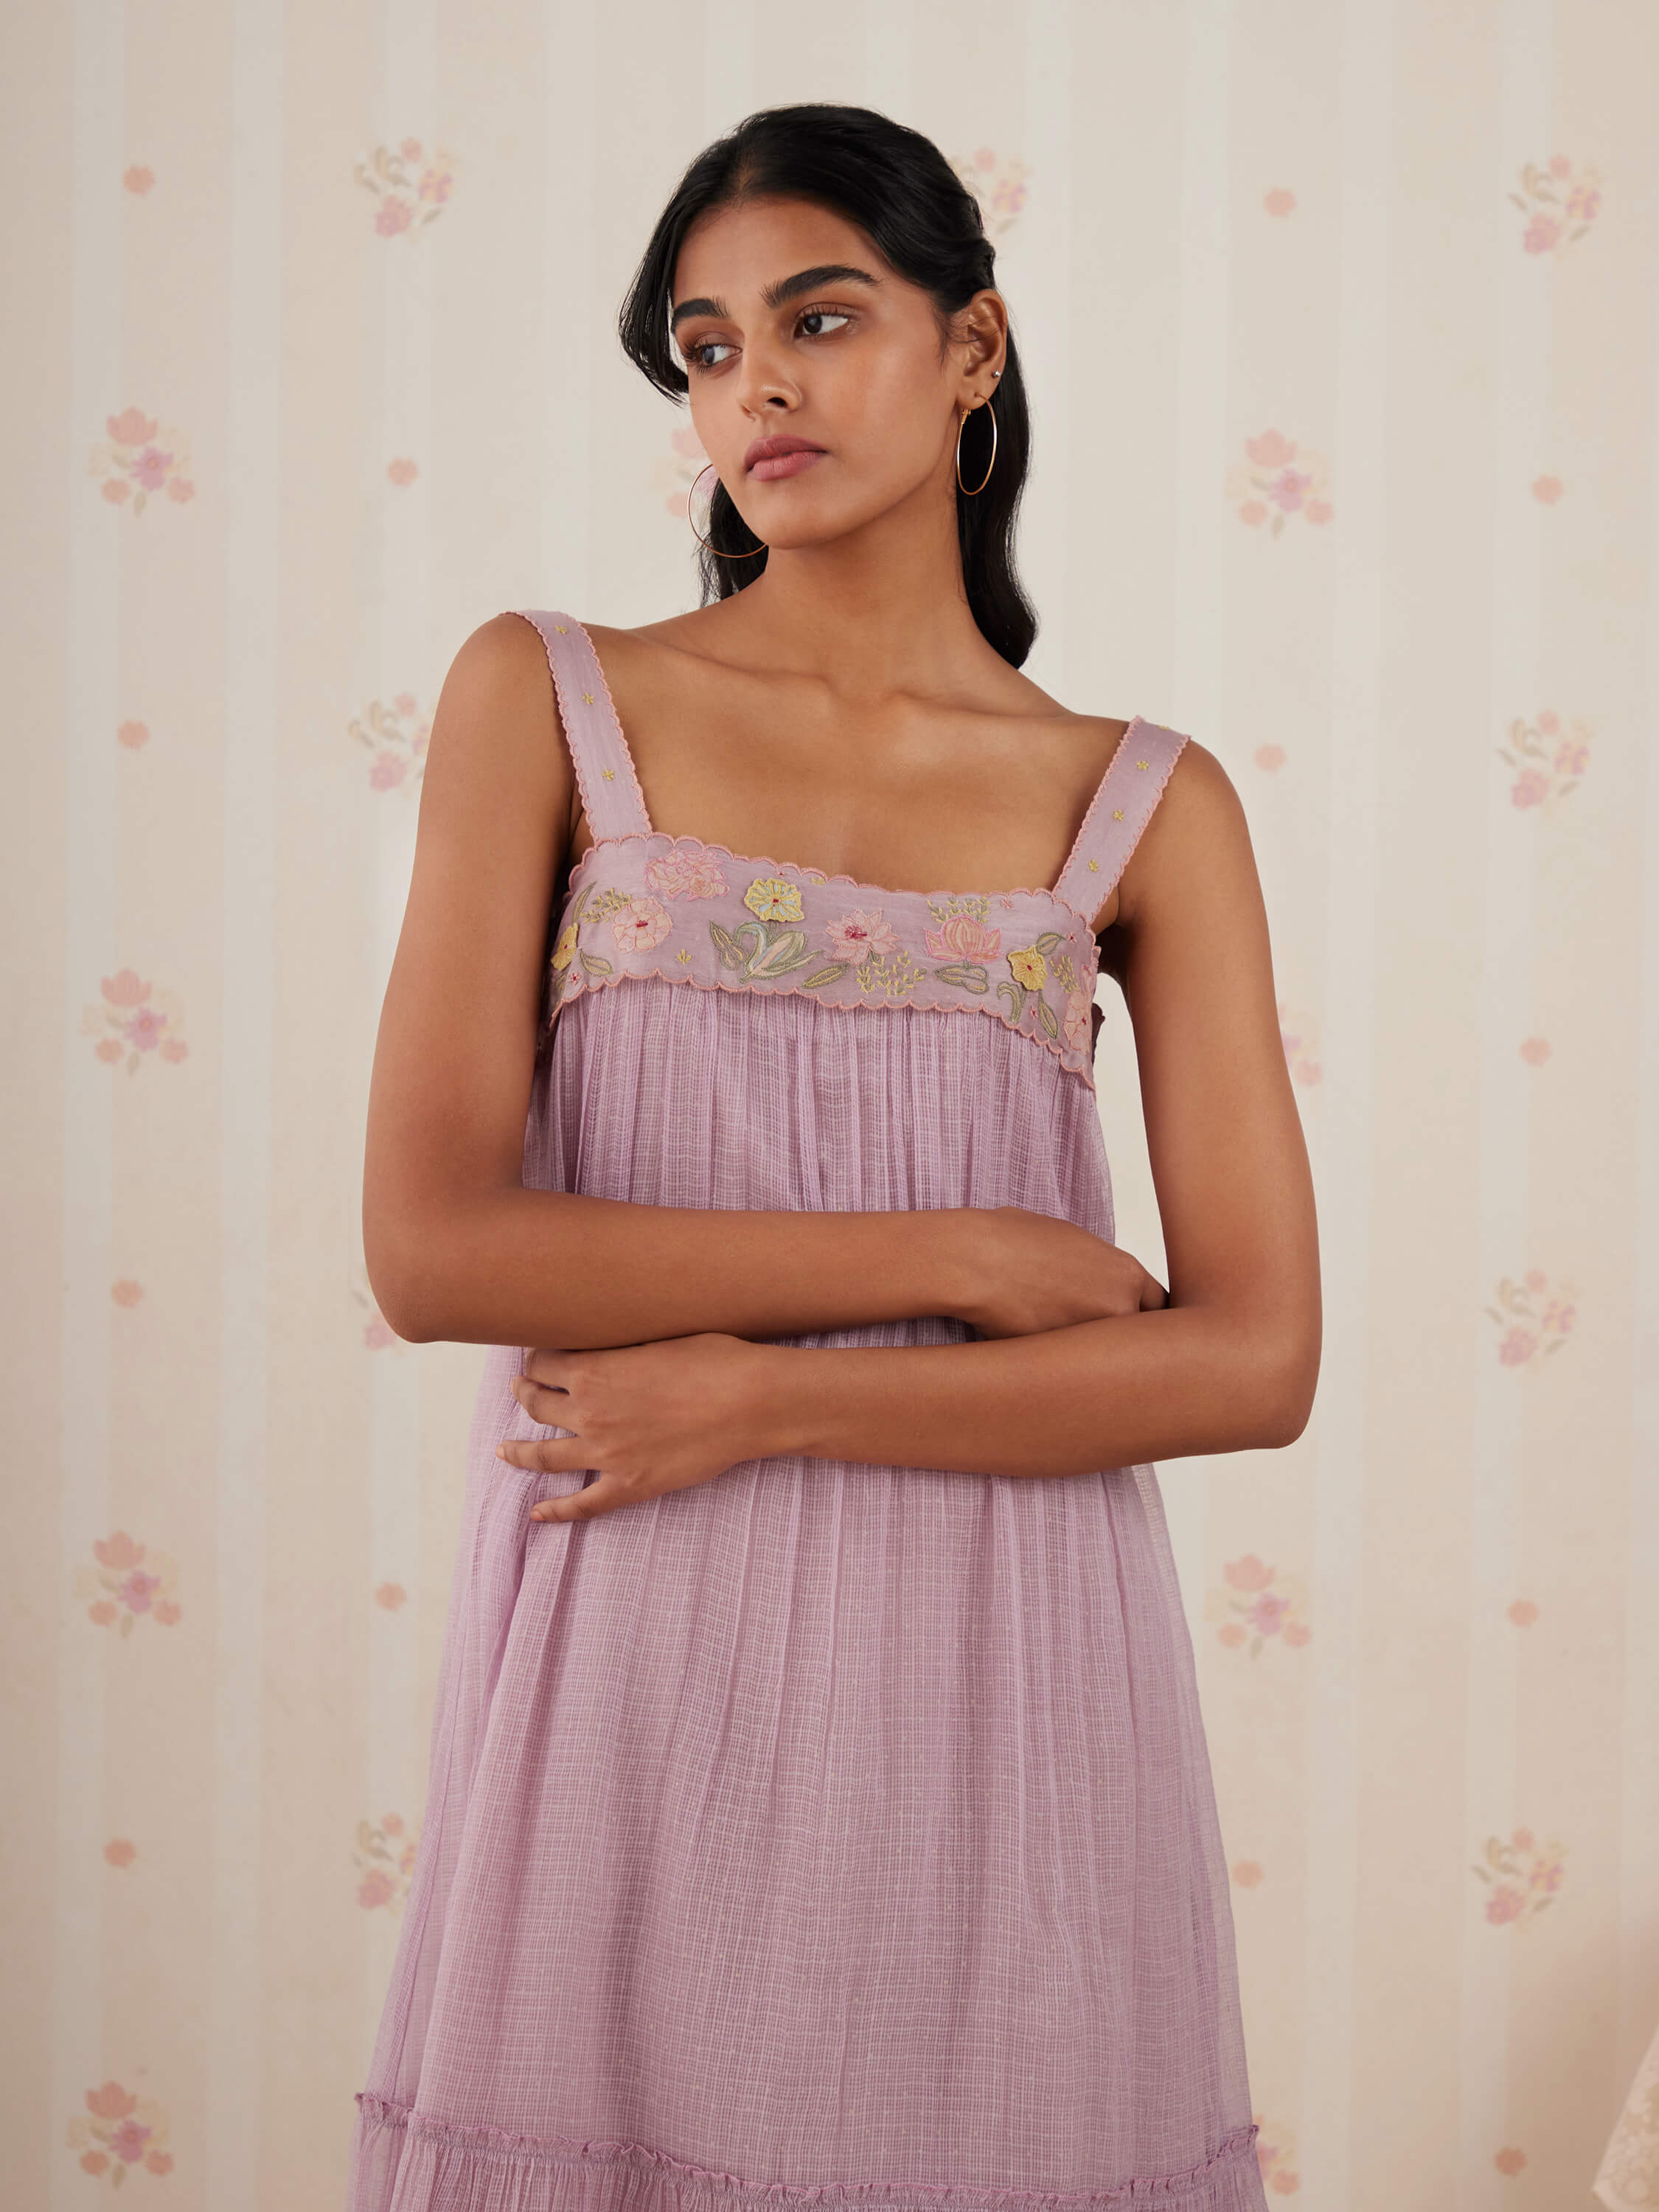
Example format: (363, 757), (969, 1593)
(617, 103), (1037, 668)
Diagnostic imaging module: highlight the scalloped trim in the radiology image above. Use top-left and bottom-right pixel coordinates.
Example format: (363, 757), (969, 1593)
(1051, 723), (1187, 921)
(552, 959), (1099, 1093)
(512, 611), (654, 841)
(354, 2094), (1261, 2209)
(565, 829), (1099, 933)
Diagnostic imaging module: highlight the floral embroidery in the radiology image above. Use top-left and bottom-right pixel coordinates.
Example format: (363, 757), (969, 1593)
(742, 875), (803, 923)
(611, 894), (672, 953)
(549, 837), (1113, 1082)
(646, 848), (728, 900)
(825, 908), (900, 964)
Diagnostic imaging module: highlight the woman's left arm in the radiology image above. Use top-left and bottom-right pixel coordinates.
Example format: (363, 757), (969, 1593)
(504, 742), (1321, 1520)
(760, 738), (1321, 1475)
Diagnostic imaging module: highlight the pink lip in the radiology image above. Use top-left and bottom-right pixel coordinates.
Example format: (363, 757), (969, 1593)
(750, 448), (826, 481)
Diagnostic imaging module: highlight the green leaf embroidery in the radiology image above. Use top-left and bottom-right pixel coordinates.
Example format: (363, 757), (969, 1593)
(997, 978), (1026, 1020)
(1032, 931), (1064, 955)
(578, 951), (614, 978)
(799, 962), (853, 991)
(708, 921), (748, 970)
(1034, 997), (1060, 1041)
(932, 961), (989, 994)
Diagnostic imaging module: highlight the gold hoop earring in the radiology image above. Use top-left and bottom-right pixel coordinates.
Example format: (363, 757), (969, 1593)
(688, 464), (767, 558)
(955, 398), (998, 497)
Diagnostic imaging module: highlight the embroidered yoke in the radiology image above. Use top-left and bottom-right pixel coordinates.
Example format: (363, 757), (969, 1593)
(347, 612), (1267, 2212)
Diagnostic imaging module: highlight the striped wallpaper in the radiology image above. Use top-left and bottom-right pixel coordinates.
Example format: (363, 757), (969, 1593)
(4, 1), (1658, 2205)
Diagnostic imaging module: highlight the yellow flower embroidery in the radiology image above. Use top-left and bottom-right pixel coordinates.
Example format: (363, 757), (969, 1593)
(602, 768), (614, 780)
(582, 691), (594, 705)
(1136, 758), (1149, 770)
(550, 920), (580, 972)
(1006, 945), (1047, 990)
(1113, 807), (1124, 821)
(743, 875), (803, 923)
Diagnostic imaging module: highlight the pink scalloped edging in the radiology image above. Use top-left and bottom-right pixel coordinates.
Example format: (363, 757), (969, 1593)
(512, 611), (654, 842)
(564, 829), (1099, 933)
(1051, 724), (1189, 922)
(550, 958), (1100, 1093)
(354, 2094), (1261, 2209)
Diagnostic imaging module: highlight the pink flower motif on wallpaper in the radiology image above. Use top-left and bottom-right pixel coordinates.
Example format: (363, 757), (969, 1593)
(1253, 744), (1286, 773)
(1278, 1003), (1322, 1086)
(652, 422), (709, 517)
(1486, 1270), (1577, 1371)
(1226, 430), (1332, 534)
(1472, 1826), (1566, 1927)
(111, 1279), (144, 1307)
(356, 1812), (420, 1916)
(1510, 155), (1603, 258)
(1532, 474), (1564, 505)
(1519, 1035), (1551, 1066)
(1498, 709), (1590, 810)
(65, 2080), (174, 2182)
(386, 456), (420, 487)
(1231, 1860), (1265, 1889)
(354, 139), (457, 237)
(645, 846), (729, 900)
(1494, 2146), (1528, 2176)
(105, 1837), (137, 1868)
(375, 1582), (408, 1612)
(1508, 1597), (1540, 1628)
(82, 969), (188, 1074)
(1253, 2115), (1301, 2195)
(123, 165), (156, 196)
(350, 692), (431, 793)
(1262, 187), (1296, 218)
(88, 406), (195, 513)
(117, 719), (150, 750)
(826, 908), (902, 966)
(950, 148), (1032, 237)
(74, 1531), (182, 1635)
(1204, 1554), (1311, 1657)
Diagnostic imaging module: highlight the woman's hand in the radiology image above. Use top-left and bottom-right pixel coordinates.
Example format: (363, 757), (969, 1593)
(500, 1332), (774, 1522)
(949, 1205), (1168, 1340)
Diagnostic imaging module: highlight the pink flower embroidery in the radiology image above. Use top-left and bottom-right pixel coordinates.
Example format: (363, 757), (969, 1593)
(826, 908), (901, 964)
(611, 894), (672, 953)
(1061, 991), (1091, 1050)
(922, 911), (1001, 960)
(646, 848), (729, 900)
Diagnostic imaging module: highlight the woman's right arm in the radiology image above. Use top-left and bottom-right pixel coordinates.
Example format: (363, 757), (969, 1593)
(364, 613), (1140, 1351)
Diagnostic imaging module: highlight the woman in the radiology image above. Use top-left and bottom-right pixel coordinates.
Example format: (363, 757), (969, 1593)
(349, 101), (1318, 2212)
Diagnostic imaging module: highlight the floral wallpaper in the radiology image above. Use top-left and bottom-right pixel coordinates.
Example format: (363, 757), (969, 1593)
(7, 2), (1659, 2208)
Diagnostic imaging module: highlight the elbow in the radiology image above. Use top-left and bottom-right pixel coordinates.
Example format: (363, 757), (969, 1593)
(1248, 1337), (1320, 1450)
(364, 1212), (447, 1345)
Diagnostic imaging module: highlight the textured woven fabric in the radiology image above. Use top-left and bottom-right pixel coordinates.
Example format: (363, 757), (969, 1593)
(346, 612), (1267, 2212)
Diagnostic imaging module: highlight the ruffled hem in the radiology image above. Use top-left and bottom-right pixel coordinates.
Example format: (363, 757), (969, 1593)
(348, 2096), (1265, 2212)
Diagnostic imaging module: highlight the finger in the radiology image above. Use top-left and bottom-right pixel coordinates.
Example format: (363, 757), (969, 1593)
(531, 1477), (621, 1523)
(512, 1376), (573, 1424)
(497, 1437), (591, 1474)
(521, 1346), (573, 1387)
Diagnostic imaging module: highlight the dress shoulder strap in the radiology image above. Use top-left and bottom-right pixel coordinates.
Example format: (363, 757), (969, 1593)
(511, 610), (653, 843)
(1050, 716), (1190, 923)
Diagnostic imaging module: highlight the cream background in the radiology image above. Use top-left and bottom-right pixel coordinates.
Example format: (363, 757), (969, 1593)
(4, 0), (1658, 2205)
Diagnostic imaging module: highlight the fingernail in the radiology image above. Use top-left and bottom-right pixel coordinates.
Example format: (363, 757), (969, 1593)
(495, 1444), (507, 1459)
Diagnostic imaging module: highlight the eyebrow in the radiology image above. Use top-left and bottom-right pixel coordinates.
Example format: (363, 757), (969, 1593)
(669, 263), (880, 335)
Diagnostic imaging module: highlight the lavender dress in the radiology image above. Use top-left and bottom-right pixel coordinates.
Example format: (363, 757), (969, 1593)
(347, 612), (1267, 2212)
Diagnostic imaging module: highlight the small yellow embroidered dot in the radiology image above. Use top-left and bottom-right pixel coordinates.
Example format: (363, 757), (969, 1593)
(602, 768), (614, 781)
(1088, 858), (1099, 872)
(1136, 759), (1149, 771)
(582, 692), (594, 705)
(555, 624), (568, 633)
(1113, 808), (1125, 821)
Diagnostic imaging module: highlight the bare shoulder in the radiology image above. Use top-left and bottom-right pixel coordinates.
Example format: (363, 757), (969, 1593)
(419, 611), (574, 813)
(1116, 737), (1258, 930)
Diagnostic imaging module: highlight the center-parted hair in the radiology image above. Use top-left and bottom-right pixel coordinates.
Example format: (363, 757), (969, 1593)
(617, 102), (1038, 668)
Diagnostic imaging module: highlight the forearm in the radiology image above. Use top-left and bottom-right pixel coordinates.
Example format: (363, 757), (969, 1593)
(751, 1303), (1310, 1477)
(372, 1186), (973, 1349)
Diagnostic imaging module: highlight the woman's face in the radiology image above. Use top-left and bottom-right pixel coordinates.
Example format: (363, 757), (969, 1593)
(669, 194), (1004, 554)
